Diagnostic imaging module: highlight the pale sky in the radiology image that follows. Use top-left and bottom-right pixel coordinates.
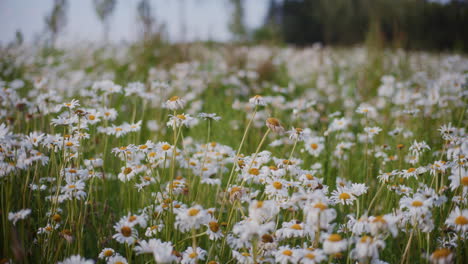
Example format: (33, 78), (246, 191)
(0, 0), (270, 45)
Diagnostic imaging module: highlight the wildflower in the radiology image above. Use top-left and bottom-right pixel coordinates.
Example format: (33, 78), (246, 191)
(448, 168), (468, 193)
(368, 214), (399, 237)
(174, 205), (210, 232)
(287, 127), (308, 141)
(232, 250), (254, 264)
(134, 239), (177, 263)
(299, 248), (326, 264)
(8, 209), (31, 225)
(304, 137), (325, 157)
(445, 207), (468, 233)
(98, 248), (115, 260)
(167, 113), (196, 128)
(181, 247), (206, 264)
(165, 96), (186, 110)
(113, 221), (138, 244)
(206, 221), (223, 240)
(107, 255), (128, 264)
(57, 255), (94, 264)
(430, 248), (454, 264)
(364, 126), (382, 137)
(274, 246), (299, 264)
(323, 234), (348, 255)
(56, 99), (80, 112)
(331, 187), (356, 205)
(248, 200), (279, 223)
(409, 140), (431, 157)
(352, 235), (385, 262)
(198, 112), (221, 121)
(266, 117), (284, 133)
(276, 220), (305, 239)
(249, 95), (267, 106)
(145, 223), (164, 237)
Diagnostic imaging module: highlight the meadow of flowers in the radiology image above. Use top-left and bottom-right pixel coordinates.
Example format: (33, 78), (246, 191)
(0, 43), (467, 264)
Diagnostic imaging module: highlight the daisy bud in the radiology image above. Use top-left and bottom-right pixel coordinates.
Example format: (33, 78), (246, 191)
(165, 96), (186, 110)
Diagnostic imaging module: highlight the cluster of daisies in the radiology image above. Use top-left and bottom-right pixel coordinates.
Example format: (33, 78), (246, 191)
(1, 43), (467, 264)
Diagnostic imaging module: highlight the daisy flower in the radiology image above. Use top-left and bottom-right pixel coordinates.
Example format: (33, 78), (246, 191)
(352, 235), (385, 262)
(145, 223), (164, 237)
(304, 137), (325, 157)
(448, 168), (467, 193)
(206, 221), (223, 240)
(174, 205), (210, 232)
(430, 248), (454, 264)
(198, 112), (221, 121)
(266, 117), (284, 133)
(323, 234), (348, 255)
(57, 255), (94, 264)
(8, 209), (31, 225)
(113, 221), (138, 244)
(165, 96), (186, 110)
(249, 94), (267, 106)
(364, 126), (382, 137)
(232, 250), (254, 264)
(98, 248), (115, 260)
(331, 187), (356, 205)
(276, 220), (305, 239)
(107, 255), (128, 264)
(299, 248), (326, 264)
(181, 247), (206, 264)
(274, 246), (299, 264)
(248, 200), (280, 223)
(445, 207), (468, 233)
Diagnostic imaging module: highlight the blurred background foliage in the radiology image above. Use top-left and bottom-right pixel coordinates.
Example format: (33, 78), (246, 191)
(254, 0), (468, 52)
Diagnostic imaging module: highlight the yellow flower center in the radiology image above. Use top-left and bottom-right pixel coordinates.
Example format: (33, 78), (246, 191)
(139, 145), (147, 149)
(169, 96), (180, 101)
(328, 234), (342, 242)
(432, 248), (451, 259)
(65, 142), (74, 147)
(461, 177), (468, 186)
(120, 226), (132, 237)
(52, 214), (61, 222)
(209, 222), (219, 232)
(249, 168), (260, 175)
(372, 215), (387, 224)
(128, 216), (137, 222)
(189, 252), (198, 259)
(282, 250), (293, 256)
(455, 216), (468, 225)
(241, 252), (251, 257)
(314, 202), (327, 211)
(339, 192), (351, 200)
(412, 200), (423, 207)
(162, 144), (171, 151)
(273, 181), (283, 189)
(407, 168), (416, 173)
(291, 224), (302, 230)
(360, 236), (372, 243)
(68, 185), (76, 189)
(266, 117), (280, 127)
(177, 114), (186, 120)
(124, 167), (132, 175)
(256, 201), (264, 208)
(104, 250), (114, 257)
(188, 208), (200, 216)
(310, 143), (318, 150)
(88, 115), (95, 120)
(305, 253), (315, 259)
